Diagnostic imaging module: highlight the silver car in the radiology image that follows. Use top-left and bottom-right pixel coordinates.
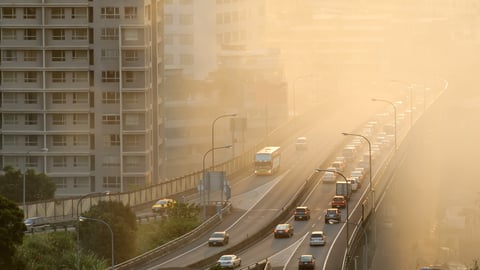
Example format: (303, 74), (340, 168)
(309, 231), (326, 246)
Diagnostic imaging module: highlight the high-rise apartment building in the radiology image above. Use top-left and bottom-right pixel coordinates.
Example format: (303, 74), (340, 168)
(0, 0), (164, 196)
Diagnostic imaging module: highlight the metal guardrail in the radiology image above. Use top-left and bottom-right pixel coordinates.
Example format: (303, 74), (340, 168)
(112, 202), (232, 270)
(22, 105), (309, 220)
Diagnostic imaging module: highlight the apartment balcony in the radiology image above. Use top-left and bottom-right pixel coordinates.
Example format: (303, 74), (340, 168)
(2, 115), (46, 132)
(0, 37), (44, 47)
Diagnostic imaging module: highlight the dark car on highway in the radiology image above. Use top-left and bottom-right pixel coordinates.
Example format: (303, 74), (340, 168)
(325, 208), (341, 224)
(273, 223), (294, 238)
(294, 206), (311, 221)
(298, 254), (316, 270)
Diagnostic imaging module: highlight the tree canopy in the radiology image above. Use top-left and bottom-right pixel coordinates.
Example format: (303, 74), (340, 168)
(0, 166), (56, 203)
(79, 200), (137, 266)
(0, 195), (26, 269)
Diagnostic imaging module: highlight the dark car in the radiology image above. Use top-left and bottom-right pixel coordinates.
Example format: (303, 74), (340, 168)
(331, 195), (346, 208)
(208, 231), (229, 246)
(325, 208), (341, 224)
(274, 223), (294, 238)
(298, 254), (316, 270)
(294, 206), (311, 221)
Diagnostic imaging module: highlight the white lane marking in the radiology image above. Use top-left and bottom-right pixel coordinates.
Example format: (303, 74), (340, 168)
(152, 169), (290, 268)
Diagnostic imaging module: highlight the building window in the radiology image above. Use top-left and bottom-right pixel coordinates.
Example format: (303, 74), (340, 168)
(73, 72), (88, 82)
(53, 135), (67, 146)
(52, 114), (66, 125)
(4, 93), (17, 103)
(73, 93), (88, 104)
(102, 115), (120, 125)
(24, 50), (37, 61)
(52, 50), (66, 61)
(2, 72), (17, 83)
(102, 71), (119, 82)
(24, 93), (37, 104)
(164, 14), (173, 25)
(124, 156), (140, 169)
(72, 29), (87, 40)
(179, 14), (193, 25)
(24, 72), (37, 83)
(101, 7), (120, 19)
(179, 34), (193, 45)
(73, 156), (88, 167)
(52, 29), (65, 40)
(24, 29), (37, 40)
(25, 135), (38, 146)
(54, 178), (67, 189)
(125, 71), (135, 83)
(125, 7), (137, 19)
(53, 157), (67, 167)
(124, 29), (138, 41)
(102, 156), (120, 167)
(73, 177), (89, 188)
(180, 54), (194, 65)
(51, 8), (65, 19)
(164, 34), (173, 45)
(101, 28), (119, 40)
(25, 114), (38, 125)
(73, 114), (88, 125)
(104, 134), (120, 146)
(125, 135), (141, 146)
(71, 7), (87, 19)
(52, 72), (66, 83)
(124, 50), (138, 61)
(24, 7), (36, 19)
(164, 54), (173, 65)
(124, 93), (140, 105)
(2, 7), (16, 19)
(4, 135), (17, 146)
(101, 49), (118, 60)
(1, 29), (16, 40)
(102, 92), (120, 104)
(125, 114), (140, 126)
(73, 135), (88, 146)
(103, 176), (120, 188)
(52, 92), (66, 104)
(72, 50), (88, 61)
(2, 50), (17, 61)
(5, 114), (18, 125)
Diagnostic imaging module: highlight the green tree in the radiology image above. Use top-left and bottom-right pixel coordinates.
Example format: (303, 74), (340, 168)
(16, 232), (106, 270)
(79, 200), (137, 266)
(136, 202), (201, 252)
(0, 195), (26, 269)
(0, 166), (56, 203)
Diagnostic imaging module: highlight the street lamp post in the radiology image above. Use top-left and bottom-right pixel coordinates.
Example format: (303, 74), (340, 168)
(202, 145), (232, 220)
(316, 169), (350, 269)
(79, 216), (115, 270)
(23, 148), (48, 217)
(342, 132), (374, 211)
(371, 98), (397, 150)
(211, 113), (236, 203)
(76, 192), (109, 270)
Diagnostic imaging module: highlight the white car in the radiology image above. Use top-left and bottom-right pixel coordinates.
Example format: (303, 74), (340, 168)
(217, 254), (242, 269)
(350, 170), (364, 182)
(321, 171), (337, 183)
(295, 136), (308, 150)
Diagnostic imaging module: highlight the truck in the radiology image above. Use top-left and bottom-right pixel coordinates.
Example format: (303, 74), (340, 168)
(335, 180), (352, 200)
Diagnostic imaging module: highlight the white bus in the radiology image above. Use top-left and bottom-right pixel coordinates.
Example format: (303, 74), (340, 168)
(254, 146), (281, 176)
